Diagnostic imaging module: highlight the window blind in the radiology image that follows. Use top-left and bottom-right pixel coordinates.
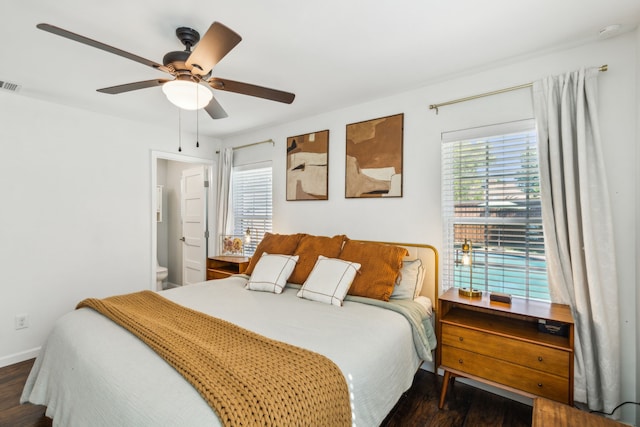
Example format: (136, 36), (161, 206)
(441, 120), (549, 301)
(231, 163), (273, 256)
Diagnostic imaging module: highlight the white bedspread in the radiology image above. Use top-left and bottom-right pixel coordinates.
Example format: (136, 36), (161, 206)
(22, 276), (428, 427)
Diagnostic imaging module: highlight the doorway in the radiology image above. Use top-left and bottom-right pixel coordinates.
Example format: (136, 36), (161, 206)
(151, 151), (214, 290)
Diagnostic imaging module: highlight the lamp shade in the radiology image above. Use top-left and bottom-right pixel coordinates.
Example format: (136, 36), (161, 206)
(162, 80), (213, 110)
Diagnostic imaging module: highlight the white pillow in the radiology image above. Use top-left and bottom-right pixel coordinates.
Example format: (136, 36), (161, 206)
(245, 253), (299, 294)
(391, 259), (425, 300)
(297, 256), (361, 306)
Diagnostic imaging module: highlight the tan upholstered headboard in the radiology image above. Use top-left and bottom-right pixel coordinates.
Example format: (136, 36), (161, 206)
(355, 241), (439, 305)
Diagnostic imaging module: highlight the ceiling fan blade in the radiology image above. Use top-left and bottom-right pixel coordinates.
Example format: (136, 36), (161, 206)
(204, 95), (228, 119)
(97, 79), (169, 94)
(207, 78), (295, 104)
(37, 23), (172, 74)
(186, 22), (241, 76)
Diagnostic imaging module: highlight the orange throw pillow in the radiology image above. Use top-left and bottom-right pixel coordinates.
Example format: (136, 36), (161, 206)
(338, 240), (408, 301)
(288, 235), (347, 284)
(245, 233), (306, 275)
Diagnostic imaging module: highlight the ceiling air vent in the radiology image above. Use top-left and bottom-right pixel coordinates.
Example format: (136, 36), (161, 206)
(0, 80), (21, 93)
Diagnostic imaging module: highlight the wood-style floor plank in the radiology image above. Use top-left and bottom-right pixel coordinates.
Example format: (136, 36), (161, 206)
(381, 369), (532, 427)
(2, 359), (532, 427)
(0, 360), (51, 427)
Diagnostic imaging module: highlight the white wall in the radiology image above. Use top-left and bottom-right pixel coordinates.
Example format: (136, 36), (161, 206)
(636, 25), (640, 426)
(0, 94), (219, 366)
(223, 32), (638, 424)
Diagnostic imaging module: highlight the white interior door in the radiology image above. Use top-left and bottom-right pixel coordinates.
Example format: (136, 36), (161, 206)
(181, 165), (208, 285)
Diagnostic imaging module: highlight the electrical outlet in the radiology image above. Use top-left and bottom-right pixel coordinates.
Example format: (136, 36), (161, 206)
(15, 314), (29, 330)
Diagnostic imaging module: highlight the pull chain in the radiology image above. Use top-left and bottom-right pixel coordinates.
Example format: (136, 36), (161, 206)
(196, 87), (200, 148)
(196, 111), (200, 148)
(178, 108), (182, 152)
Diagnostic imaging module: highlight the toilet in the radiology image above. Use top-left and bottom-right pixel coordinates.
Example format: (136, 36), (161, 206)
(156, 259), (168, 289)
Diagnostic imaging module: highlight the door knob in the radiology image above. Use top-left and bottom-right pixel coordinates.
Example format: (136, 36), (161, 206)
(180, 237), (185, 242)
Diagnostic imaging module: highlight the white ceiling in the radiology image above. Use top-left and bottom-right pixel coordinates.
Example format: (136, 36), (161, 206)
(3, 0), (640, 138)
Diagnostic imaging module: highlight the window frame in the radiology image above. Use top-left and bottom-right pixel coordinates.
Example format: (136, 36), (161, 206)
(230, 161), (273, 256)
(441, 119), (549, 301)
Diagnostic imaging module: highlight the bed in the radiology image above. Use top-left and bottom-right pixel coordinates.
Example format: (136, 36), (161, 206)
(21, 238), (438, 427)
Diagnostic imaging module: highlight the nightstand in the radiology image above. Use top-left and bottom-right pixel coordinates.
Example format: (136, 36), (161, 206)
(206, 256), (250, 280)
(436, 288), (574, 408)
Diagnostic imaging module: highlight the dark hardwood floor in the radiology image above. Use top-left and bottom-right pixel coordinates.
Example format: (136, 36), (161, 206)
(381, 369), (532, 427)
(2, 359), (532, 426)
(0, 360), (51, 427)
(382, 369), (533, 427)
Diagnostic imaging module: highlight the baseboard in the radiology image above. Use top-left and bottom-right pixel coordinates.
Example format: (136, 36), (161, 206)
(420, 360), (436, 373)
(458, 377), (533, 406)
(0, 347), (41, 368)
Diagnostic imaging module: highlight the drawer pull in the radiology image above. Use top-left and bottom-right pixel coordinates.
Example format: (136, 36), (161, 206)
(537, 383), (543, 388)
(459, 337), (464, 342)
(458, 359), (464, 364)
(538, 356), (543, 362)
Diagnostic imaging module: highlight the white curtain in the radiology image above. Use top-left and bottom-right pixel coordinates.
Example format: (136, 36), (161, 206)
(533, 67), (620, 413)
(215, 148), (233, 253)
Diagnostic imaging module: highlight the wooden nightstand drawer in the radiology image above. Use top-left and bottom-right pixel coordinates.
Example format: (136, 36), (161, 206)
(208, 270), (235, 280)
(441, 323), (570, 378)
(207, 256), (249, 280)
(442, 345), (570, 403)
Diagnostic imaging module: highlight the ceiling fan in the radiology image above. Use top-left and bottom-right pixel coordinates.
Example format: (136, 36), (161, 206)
(36, 22), (295, 119)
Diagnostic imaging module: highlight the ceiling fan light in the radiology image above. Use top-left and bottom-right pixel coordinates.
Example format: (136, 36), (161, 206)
(162, 80), (212, 110)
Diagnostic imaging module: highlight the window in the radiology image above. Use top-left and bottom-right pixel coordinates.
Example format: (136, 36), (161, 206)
(231, 162), (272, 256)
(441, 119), (549, 301)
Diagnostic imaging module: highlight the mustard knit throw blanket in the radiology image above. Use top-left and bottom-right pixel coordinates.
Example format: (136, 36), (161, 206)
(77, 290), (351, 427)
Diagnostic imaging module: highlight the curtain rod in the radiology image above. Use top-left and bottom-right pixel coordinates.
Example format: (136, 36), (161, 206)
(216, 139), (274, 154)
(429, 64), (608, 114)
